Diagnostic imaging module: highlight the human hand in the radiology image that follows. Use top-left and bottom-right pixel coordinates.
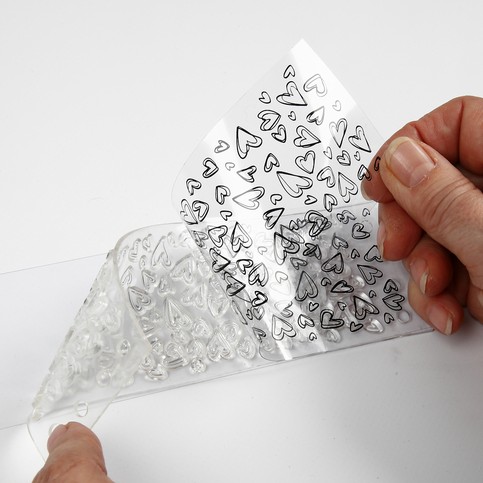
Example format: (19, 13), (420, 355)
(361, 96), (483, 334)
(33, 422), (112, 482)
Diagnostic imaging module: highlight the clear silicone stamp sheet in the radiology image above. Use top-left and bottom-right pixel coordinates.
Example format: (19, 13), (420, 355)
(28, 40), (430, 457)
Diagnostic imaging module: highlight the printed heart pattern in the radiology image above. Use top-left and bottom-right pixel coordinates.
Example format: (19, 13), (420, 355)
(172, 43), (419, 353)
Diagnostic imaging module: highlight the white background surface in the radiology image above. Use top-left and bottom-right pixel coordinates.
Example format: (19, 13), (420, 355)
(1, 1), (482, 481)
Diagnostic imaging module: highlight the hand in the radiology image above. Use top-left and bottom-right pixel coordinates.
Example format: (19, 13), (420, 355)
(33, 422), (112, 482)
(361, 96), (483, 334)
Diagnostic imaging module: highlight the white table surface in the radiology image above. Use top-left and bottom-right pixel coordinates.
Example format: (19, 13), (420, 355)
(1, 1), (482, 481)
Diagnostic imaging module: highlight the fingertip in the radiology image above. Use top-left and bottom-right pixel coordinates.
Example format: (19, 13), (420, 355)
(47, 424), (67, 452)
(408, 280), (464, 335)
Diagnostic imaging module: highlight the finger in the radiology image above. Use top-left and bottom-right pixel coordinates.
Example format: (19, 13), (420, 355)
(378, 136), (483, 291)
(407, 278), (464, 335)
(467, 283), (483, 323)
(402, 235), (454, 297)
(362, 95), (483, 202)
(377, 200), (422, 260)
(33, 422), (112, 483)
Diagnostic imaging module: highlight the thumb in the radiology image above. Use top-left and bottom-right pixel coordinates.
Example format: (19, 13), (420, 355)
(33, 422), (113, 482)
(379, 136), (483, 288)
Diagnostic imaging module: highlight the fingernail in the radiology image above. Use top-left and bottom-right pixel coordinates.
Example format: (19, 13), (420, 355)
(409, 259), (429, 295)
(386, 137), (436, 188)
(478, 289), (483, 307)
(427, 304), (453, 335)
(47, 424), (67, 452)
(377, 220), (386, 259)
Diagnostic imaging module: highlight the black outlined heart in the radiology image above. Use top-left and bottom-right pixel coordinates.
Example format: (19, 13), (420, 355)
(263, 207), (284, 230)
(192, 200), (209, 222)
(275, 300), (293, 318)
(225, 273), (246, 296)
(272, 315), (296, 340)
(332, 100), (341, 111)
(303, 243), (322, 259)
(329, 118), (348, 147)
(351, 248), (360, 259)
(383, 293), (405, 311)
(357, 165), (371, 181)
(209, 248), (230, 273)
(324, 193), (338, 212)
(352, 223), (370, 239)
(354, 151), (361, 161)
(288, 111), (296, 121)
(349, 125), (371, 152)
(364, 245), (382, 263)
(180, 199), (197, 225)
(304, 195), (317, 205)
(264, 153), (280, 172)
(320, 309), (344, 329)
(237, 258), (253, 275)
(276, 81), (306, 106)
(208, 225), (228, 248)
(215, 185), (230, 204)
(295, 150), (316, 174)
(294, 125), (321, 147)
(291, 257), (308, 270)
(321, 252), (344, 274)
(308, 302), (319, 312)
(323, 146), (332, 159)
(332, 233), (349, 249)
(338, 301), (347, 311)
(259, 91), (271, 103)
(220, 210), (232, 221)
(252, 290), (268, 307)
(236, 126), (263, 159)
(270, 193), (283, 205)
(383, 279), (399, 294)
(362, 208), (371, 217)
(253, 306), (265, 321)
(306, 210), (332, 236)
(353, 295), (380, 320)
(186, 178), (201, 195)
(350, 321), (363, 332)
(214, 140), (230, 153)
(320, 277), (331, 286)
(368, 290), (377, 298)
(306, 105), (325, 126)
(374, 156), (381, 171)
(277, 171), (313, 198)
(272, 124), (287, 143)
(358, 264), (383, 285)
(258, 110), (281, 131)
(384, 313), (395, 324)
(298, 314), (315, 328)
(337, 150), (351, 166)
(202, 158), (219, 178)
(330, 280), (354, 293)
(231, 222), (252, 252)
(336, 209), (356, 224)
(237, 166), (257, 183)
(248, 263), (269, 287)
(317, 166), (335, 187)
(225, 162), (235, 171)
(303, 74), (327, 96)
(232, 186), (265, 210)
(338, 172), (358, 202)
(283, 64), (295, 78)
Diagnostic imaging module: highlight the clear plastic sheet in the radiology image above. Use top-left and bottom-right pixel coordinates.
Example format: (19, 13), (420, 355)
(28, 41), (431, 457)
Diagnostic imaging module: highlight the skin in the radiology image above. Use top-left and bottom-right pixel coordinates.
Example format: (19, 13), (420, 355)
(33, 422), (113, 482)
(33, 97), (483, 481)
(361, 96), (483, 333)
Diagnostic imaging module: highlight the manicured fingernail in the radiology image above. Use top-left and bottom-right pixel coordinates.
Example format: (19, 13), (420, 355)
(47, 424), (67, 451)
(377, 220), (386, 259)
(409, 259), (429, 295)
(427, 304), (453, 335)
(385, 137), (436, 188)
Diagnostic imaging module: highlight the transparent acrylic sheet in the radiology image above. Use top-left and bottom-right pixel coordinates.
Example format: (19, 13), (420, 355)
(28, 40), (431, 457)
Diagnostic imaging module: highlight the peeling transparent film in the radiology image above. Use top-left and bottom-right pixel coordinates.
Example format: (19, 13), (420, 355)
(29, 41), (430, 456)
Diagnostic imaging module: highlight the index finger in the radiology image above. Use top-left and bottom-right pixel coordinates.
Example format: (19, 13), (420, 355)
(362, 95), (483, 202)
